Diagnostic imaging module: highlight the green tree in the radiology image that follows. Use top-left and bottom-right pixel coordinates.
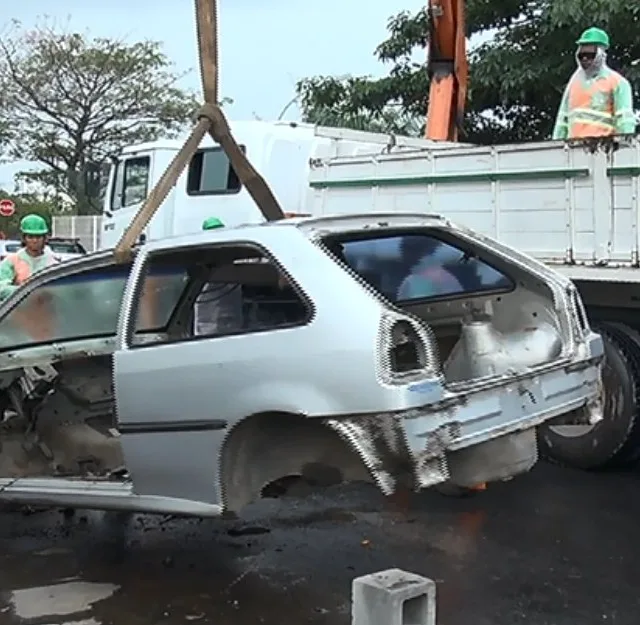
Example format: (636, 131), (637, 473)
(0, 21), (200, 214)
(297, 75), (424, 135)
(0, 189), (62, 238)
(296, 0), (640, 143)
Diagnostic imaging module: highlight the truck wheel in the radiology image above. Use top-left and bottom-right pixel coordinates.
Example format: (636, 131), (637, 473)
(538, 322), (640, 469)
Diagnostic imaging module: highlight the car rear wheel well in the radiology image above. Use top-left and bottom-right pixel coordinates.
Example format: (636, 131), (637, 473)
(219, 411), (373, 513)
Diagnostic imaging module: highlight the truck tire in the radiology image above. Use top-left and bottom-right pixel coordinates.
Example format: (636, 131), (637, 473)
(538, 322), (640, 469)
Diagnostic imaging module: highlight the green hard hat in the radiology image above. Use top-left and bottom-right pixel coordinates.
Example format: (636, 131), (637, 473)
(576, 27), (610, 48)
(20, 213), (48, 236)
(202, 216), (224, 230)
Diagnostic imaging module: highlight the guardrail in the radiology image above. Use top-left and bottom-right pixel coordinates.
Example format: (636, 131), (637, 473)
(352, 569), (436, 625)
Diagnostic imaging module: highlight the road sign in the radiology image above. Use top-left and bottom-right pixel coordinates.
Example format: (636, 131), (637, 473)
(0, 199), (15, 217)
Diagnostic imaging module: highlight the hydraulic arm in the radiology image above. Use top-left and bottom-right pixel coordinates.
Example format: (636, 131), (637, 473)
(424, 0), (468, 141)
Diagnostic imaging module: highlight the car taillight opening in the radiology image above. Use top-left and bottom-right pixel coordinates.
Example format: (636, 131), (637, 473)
(389, 320), (427, 374)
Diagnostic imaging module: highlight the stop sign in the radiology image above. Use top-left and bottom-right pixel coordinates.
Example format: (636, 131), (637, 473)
(0, 199), (15, 217)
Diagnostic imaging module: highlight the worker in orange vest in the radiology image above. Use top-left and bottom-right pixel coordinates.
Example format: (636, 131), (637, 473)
(0, 214), (60, 341)
(552, 27), (636, 140)
(0, 214), (59, 300)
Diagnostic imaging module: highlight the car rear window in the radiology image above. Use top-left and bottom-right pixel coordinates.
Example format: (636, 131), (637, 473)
(4, 243), (20, 253)
(324, 231), (513, 303)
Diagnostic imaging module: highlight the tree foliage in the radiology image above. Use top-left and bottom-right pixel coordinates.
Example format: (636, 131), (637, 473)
(296, 0), (640, 143)
(0, 189), (62, 238)
(0, 21), (199, 214)
(295, 76), (423, 135)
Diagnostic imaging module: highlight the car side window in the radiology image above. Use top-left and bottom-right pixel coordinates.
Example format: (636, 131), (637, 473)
(333, 232), (513, 303)
(0, 264), (132, 349)
(0, 261), (190, 350)
(127, 243), (310, 347)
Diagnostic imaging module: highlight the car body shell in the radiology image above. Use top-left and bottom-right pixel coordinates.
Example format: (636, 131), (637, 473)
(0, 213), (604, 517)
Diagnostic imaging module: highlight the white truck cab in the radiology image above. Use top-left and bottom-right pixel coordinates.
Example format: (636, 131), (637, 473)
(101, 120), (452, 249)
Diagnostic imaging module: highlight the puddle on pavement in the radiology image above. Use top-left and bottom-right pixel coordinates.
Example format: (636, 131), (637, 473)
(9, 581), (118, 621)
(41, 620), (100, 625)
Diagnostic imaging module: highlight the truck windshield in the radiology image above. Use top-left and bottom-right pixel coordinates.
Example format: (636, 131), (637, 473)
(326, 232), (513, 302)
(110, 156), (150, 211)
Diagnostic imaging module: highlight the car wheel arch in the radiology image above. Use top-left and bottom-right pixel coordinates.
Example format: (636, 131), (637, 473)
(218, 411), (375, 513)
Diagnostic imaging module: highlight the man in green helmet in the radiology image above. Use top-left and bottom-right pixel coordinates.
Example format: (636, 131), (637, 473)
(195, 216), (244, 335)
(0, 214), (59, 300)
(553, 27), (636, 140)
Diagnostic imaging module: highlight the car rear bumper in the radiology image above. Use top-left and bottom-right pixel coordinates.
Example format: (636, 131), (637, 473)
(326, 355), (602, 494)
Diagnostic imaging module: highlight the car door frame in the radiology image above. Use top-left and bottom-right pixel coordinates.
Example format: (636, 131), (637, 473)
(112, 241), (235, 506)
(111, 234), (316, 506)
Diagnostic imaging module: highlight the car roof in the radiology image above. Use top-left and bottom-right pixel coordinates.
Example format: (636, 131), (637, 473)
(51, 213), (455, 266)
(140, 212), (453, 253)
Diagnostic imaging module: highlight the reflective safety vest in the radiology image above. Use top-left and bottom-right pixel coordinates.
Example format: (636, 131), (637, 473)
(6, 251), (58, 285)
(6, 251), (59, 341)
(419, 266), (463, 297)
(399, 265), (462, 299)
(553, 65), (636, 140)
(566, 72), (619, 137)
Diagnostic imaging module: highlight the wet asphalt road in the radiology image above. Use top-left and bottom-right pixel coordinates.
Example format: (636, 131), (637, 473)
(0, 462), (638, 625)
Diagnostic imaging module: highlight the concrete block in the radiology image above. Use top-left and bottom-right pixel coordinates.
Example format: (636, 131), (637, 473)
(352, 568), (436, 625)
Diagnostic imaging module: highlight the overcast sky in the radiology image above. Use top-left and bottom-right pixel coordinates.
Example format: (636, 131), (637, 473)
(7, 0), (428, 120)
(1, 0), (434, 188)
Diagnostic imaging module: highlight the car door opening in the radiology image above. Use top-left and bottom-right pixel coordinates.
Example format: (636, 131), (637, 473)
(0, 260), (188, 482)
(0, 355), (125, 480)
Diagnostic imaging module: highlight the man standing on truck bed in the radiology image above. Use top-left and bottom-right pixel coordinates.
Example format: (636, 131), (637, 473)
(0, 214), (59, 300)
(552, 27), (636, 140)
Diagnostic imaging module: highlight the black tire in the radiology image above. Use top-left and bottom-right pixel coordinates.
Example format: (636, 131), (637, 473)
(538, 322), (640, 469)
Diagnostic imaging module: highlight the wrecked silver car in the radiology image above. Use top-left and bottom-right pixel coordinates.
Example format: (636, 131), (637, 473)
(0, 213), (603, 517)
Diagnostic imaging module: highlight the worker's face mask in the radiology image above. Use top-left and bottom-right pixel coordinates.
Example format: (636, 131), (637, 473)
(576, 46), (606, 76)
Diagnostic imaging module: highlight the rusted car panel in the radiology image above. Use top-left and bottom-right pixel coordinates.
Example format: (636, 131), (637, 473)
(0, 214), (603, 516)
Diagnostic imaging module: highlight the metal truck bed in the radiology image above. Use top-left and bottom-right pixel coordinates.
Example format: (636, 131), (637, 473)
(308, 136), (640, 275)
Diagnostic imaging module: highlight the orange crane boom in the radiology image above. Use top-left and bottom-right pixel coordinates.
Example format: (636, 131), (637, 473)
(424, 0), (468, 141)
